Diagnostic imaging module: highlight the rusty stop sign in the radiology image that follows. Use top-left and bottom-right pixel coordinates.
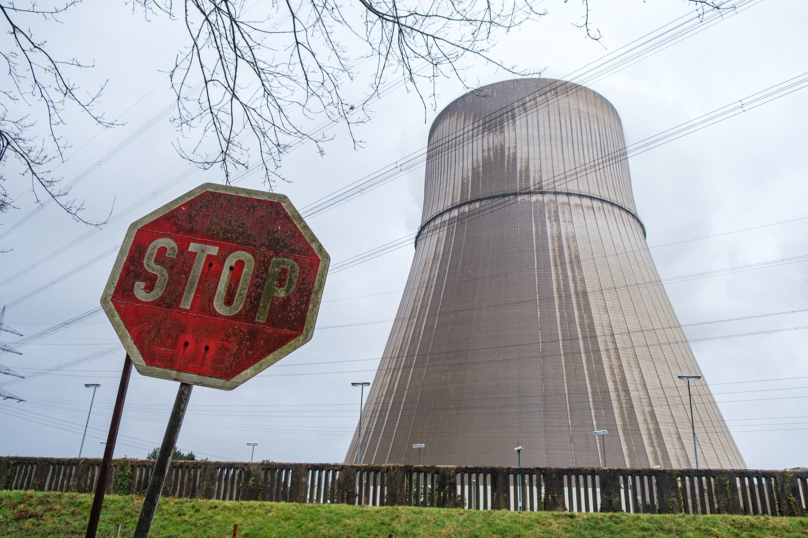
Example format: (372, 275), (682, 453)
(101, 183), (330, 390)
(89, 184), (329, 538)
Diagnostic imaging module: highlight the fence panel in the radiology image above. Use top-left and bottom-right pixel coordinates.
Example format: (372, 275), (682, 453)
(2, 457), (807, 517)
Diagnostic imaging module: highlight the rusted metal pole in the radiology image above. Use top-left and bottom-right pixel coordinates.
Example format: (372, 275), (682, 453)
(133, 382), (193, 538)
(85, 355), (132, 538)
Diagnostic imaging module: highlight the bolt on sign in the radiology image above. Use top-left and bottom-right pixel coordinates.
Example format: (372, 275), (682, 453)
(100, 183), (330, 390)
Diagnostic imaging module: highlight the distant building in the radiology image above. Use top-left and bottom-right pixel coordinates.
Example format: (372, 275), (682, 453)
(346, 79), (745, 469)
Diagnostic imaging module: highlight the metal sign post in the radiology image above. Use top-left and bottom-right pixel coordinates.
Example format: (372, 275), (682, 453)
(412, 443), (425, 465)
(594, 430), (608, 468)
(514, 446), (522, 511)
(133, 383), (193, 538)
(85, 355), (132, 538)
(92, 184), (329, 537)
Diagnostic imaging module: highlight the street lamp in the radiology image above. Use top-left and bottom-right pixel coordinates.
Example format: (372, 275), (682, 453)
(678, 375), (702, 469)
(247, 443), (258, 462)
(79, 384), (101, 458)
(593, 430), (608, 468)
(351, 382), (370, 464)
(515, 446), (523, 511)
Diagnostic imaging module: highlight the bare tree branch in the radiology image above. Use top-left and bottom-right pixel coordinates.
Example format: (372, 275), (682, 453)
(125, 0), (553, 187)
(0, 1), (117, 224)
(0, 0), (731, 220)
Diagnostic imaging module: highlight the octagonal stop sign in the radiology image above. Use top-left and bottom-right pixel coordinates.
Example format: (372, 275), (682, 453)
(100, 183), (330, 390)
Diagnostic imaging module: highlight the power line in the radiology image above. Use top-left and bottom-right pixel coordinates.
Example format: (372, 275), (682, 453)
(1, 346), (120, 386)
(4, 246), (121, 308)
(0, 66), (415, 297)
(0, 0), (763, 300)
(18, 382), (808, 435)
(330, 71), (808, 274)
(7, 278), (808, 386)
(10, 377), (806, 459)
(0, 101), (178, 242)
(0, 0), (291, 240)
(320, 212), (808, 304)
(299, 0), (764, 220)
(2, 308), (103, 350)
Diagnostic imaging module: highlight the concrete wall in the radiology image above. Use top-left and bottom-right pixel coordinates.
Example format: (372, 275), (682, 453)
(1, 457), (805, 516)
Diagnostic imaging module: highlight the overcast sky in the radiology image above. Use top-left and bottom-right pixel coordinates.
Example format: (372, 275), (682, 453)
(2, 0), (808, 470)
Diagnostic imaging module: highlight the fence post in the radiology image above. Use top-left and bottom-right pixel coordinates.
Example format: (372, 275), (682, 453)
(199, 463), (219, 499)
(489, 469), (504, 510)
(241, 464), (259, 501)
(775, 471), (803, 517)
(331, 466), (344, 504)
(339, 466), (357, 505)
(69, 460), (82, 493)
(442, 467), (458, 509)
(262, 466), (274, 502)
(289, 464), (308, 503)
(105, 462), (117, 495)
(32, 459), (50, 492)
(654, 471), (677, 514)
(598, 470), (622, 513)
(446, 468), (459, 509)
(0, 459), (11, 491)
(724, 472), (742, 515)
(0, 459), (12, 490)
(712, 471), (731, 514)
(544, 469), (566, 511)
(433, 467), (444, 507)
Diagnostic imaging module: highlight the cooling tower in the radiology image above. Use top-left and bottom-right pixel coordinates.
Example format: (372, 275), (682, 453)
(346, 79), (745, 469)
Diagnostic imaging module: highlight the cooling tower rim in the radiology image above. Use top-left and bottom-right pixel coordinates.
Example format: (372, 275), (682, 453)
(427, 77), (622, 142)
(414, 189), (646, 249)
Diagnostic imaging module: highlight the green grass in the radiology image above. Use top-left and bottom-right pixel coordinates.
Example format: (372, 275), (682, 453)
(2, 491), (808, 537)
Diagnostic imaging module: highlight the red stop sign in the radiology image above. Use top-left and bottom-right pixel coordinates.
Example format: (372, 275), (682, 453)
(101, 184), (330, 390)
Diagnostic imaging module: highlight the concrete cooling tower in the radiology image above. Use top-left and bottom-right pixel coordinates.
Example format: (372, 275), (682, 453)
(345, 79), (745, 469)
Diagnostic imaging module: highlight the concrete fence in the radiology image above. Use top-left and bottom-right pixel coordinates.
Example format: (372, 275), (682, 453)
(2, 458), (807, 516)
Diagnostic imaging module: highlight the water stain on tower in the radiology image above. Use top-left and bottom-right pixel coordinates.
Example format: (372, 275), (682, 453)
(346, 79), (745, 469)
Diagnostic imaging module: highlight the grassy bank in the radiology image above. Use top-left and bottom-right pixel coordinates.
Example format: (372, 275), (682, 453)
(2, 491), (807, 537)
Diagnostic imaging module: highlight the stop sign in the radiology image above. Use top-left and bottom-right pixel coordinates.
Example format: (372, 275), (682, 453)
(100, 183), (330, 390)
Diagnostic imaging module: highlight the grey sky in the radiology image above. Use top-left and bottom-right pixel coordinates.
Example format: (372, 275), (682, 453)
(2, 0), (808, 469)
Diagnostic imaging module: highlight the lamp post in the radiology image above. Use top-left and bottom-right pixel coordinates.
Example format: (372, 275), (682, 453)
(79, 384), (101, 458)
(247, 443), (258, 462)
(515, 446), (522, 511)
(593, 430), (608, 467)
(678, 375), (702, 469)
(351, 382), (370, 464)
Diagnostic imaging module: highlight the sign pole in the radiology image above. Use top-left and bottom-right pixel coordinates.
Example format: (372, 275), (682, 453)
(98, 185), (329, 534)
(133, 382), (193, 538)
(85, 354), (132, 538)
(412, 444), (425, 465)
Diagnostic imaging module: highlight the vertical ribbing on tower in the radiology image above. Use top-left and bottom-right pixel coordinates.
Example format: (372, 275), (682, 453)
(345, 79), (745, 469)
